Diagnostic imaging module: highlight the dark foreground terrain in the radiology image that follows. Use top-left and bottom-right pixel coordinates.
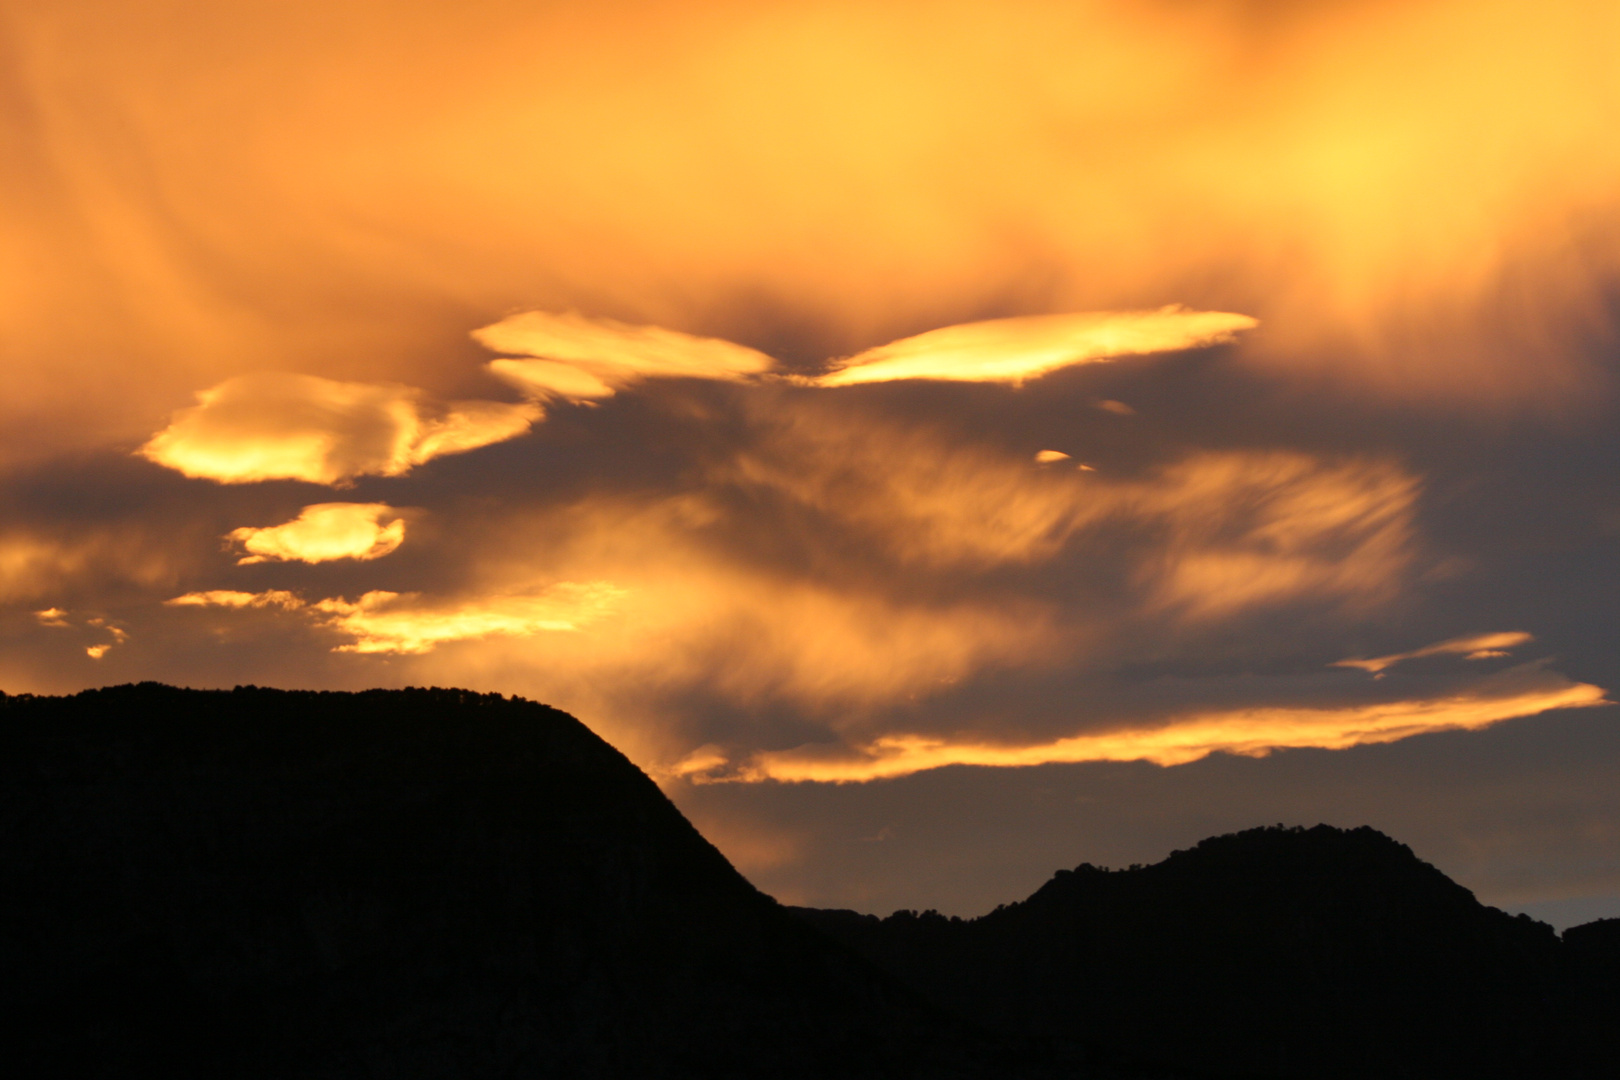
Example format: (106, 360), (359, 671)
(2, 684), (1616, 1078)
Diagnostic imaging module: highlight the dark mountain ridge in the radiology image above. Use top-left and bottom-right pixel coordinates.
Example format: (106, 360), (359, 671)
(1, 683), (1020, 1078)
(2, 683), (1615, 1078)
(798, 825), (1620, 1078)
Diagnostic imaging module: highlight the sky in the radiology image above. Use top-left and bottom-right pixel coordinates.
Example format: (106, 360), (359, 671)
(3, 0), (1619, 927)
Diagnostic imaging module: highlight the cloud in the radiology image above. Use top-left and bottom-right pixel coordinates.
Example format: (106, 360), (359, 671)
(166, 582), (626, 655)
(82, 617), (127, 660)
(226, 502), (406, 564)
(1129, 452), (1420, 619)
(1, 0), (1618, 473)
(732, 665), (1610, 783)
(138, 374), (539, 485)
(721, 401), (1419, 612)
(312, 584), (626, 654)
(24, 606), (127, 659)
(1334, 631), (1536, 673)
(0, 531), (180, 604)
(166, 589), (304, 610)
(479, 311), (777, 403)
(814, 308), (1259, 387)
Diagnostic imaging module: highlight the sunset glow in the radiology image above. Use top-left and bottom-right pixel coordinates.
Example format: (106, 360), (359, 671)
(4, 0), (1617, 920)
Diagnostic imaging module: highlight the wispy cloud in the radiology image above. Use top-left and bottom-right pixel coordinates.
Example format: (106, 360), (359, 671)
(166, 582), (626, 654)
(226, 503), (406, 564)
(0, 531), (180, 604)
(166, 589), (304, 610)
(720, 401), (1418, 612)
(1334, 631), (1536, 674)
(729, 666), (1609, 783)
(139, 374), (539, 485)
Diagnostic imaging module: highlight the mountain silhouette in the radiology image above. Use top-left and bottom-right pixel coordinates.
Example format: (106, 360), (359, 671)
(796, 825), (1620, 1078)
(0, 683), (1033, 1079)
(3, 683), (1616, 1078)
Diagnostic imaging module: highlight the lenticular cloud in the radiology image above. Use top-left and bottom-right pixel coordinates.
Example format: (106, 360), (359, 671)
(139, 373), (540, 485)
(226, 503), (406, 565)
(815, 308), (1259, 387)
(479, 311), (778, 403)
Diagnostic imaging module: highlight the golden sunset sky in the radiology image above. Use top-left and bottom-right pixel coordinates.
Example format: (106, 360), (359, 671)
(4, 0), (1619, 923)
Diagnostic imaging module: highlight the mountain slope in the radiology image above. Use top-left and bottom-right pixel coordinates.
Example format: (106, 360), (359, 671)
(798, 824), (1616, 1079)
(0, 683), (1033, 1079)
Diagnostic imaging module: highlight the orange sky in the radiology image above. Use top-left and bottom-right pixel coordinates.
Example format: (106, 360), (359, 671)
(3, 0), (1618, 922)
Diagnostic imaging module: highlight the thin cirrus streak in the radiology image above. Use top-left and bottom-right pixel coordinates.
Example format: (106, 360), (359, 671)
(727, 670), (1612, 784)
(1333, 631), (1536, 674)
(138, 373), (540, 485)
(479, 311), (778, 402)
(812, 308), (1259, 387)
(227, 503), (406, 565)
(166, 583), (626, 655)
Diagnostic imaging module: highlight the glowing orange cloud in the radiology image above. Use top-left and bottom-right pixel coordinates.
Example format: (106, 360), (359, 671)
(167, 582), (626, 654)
(27, 607), (125, 659)
(227, 503), (406, 565)
(1333, 631), (1536, 674)
(81, 618), (127, 661)
(479, 311), (777, 403)
(166, 590), (303, 610)
(313, 584), (626, 654)
(733, 669), (1610, 783)
(139, 374), (539, 485)
(815, 309), (1259, 387)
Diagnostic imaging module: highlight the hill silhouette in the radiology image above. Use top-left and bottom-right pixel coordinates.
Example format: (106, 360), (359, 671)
(3, 683), (1616, 1078)
(0, 683), (1037, 1079)
(796, 825), (1620, 1078)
